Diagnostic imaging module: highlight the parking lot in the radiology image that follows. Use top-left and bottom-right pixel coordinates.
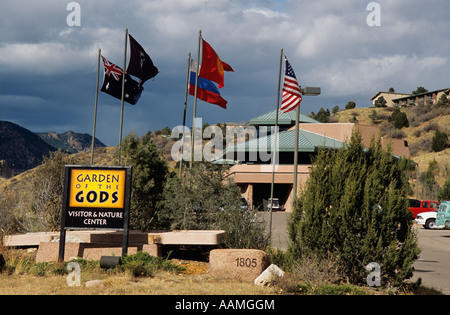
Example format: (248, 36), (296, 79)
(260, 212), (450, 294)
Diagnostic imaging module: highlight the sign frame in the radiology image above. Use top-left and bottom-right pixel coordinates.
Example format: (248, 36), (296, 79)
(58, 165), (132, 262)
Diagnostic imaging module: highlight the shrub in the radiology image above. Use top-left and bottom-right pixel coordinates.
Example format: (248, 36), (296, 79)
(161, 162), (269, 249)
(431, 130), (449, 152)
(437, 178), (450, 201)
(409, 137), (433, 156)
(120, 132), (169, 230)
(375, 96), (387, 108)
(436, 94), (450, 108)
(120, 251), (184, 277)
(292, 253), (343, 286)
(345, 101), (356, 110)
(288, 132), (420, 286)
(424, 122), (439, 133)
(390, 129), (405, 139)
(369, 109), (378, 122)
(28, 150), (77, 232)
(0, 190), (21, 234)
(123, 260), (155, 277)
(393, 111), (409, 129)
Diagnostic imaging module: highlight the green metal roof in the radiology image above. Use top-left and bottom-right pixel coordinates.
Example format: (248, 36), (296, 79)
(225, 128), (344, 154)
(247, 109), (319, 126)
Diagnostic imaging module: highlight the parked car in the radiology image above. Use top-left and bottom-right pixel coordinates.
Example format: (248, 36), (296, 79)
(436, 201), (450, 228)
(264, 198), (283, 212)
(408, 199), (440, 219)
(415, 211), (442, 229)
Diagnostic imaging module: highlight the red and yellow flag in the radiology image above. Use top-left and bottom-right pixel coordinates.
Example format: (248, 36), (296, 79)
(199, 39), (234, 88)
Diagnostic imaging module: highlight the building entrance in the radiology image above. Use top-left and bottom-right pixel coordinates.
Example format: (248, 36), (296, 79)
(252, 183), (291, 212)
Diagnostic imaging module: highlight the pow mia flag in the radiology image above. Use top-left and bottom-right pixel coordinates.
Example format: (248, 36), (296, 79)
(100, 56), (143, 105)
(127, 34), (159, 87)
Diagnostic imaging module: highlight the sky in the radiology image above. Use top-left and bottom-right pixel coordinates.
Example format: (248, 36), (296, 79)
(1, 0), (449, 146)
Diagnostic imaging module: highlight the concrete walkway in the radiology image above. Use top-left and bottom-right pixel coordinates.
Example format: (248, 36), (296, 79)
(258, 212), (289, 250)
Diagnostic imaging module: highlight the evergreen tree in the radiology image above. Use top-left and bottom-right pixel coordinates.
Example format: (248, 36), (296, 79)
(345, 101), (356, 110)
(375, 96), (387, 108)
(120, 132), (169, 230)
(431, 130), (449, 152)
(437, 177), (450, 201)
(395, 112), (409, 129)
(412, 86), (428, 95)
(288, 132), (420, 286)
(436, 94), (450, 108)
(312, 108), (331, 123)
(332, 105), (340, 114)
(30, 150), (77, 231)
(390, 108), (409, 129)
(160, 162), (268, 249)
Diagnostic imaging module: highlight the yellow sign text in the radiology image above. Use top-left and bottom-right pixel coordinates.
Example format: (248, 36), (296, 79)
(69, 169), (126, 209)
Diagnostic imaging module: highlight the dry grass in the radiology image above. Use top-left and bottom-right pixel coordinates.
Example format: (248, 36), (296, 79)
(0, 269), (278, 295)
(0, 249), (442, 295)
(0, 249), (277, 295)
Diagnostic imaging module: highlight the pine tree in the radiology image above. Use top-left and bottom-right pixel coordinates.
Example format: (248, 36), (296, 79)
(120, 132), (169, 230)
(431, 130), (449, 152)
(437, 177), (450, 201)
(288, 131), (420, 286)
(160, 162), (269, 249)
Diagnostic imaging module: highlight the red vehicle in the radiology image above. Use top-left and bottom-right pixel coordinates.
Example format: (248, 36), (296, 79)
(408, 199), (440, 219)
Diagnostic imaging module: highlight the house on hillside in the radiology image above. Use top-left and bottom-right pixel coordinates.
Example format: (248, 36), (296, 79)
(221, 110), (411, 213)
(371, 92), (410, 107)
(392, 88), (450, 107)
(371, 88), (450, 108)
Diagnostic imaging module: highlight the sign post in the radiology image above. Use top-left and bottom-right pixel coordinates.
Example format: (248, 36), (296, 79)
(58, 165), (132, 262)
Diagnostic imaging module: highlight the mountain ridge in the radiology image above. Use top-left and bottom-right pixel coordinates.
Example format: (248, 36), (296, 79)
(0, 121), (105, 175)
(37, 130), (106, 154)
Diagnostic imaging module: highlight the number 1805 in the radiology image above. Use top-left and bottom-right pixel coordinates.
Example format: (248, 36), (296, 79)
(236, 257), (257, 268)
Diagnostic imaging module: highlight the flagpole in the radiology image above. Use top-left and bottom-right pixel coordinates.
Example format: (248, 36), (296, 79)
(91, 48), (101, 166)
(293, 90), (300, 204)
(179, 52), (191, 178)
(118, 28), (128, 165)
(190, 30), (202, 169)
(268, 48), (283, 246)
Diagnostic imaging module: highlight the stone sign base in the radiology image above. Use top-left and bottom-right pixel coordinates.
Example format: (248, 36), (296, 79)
(3, 230), (226, 263)
(209, 249), (271, 282)
(36, 242), (160, 262)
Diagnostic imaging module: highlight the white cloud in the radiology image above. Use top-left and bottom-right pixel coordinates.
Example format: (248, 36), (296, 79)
(310, 54), (448, 96)
(0, 42), (95, 75)
(243, 7), (288, 19)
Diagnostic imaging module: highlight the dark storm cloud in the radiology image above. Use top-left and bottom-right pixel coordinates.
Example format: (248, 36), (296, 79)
(0, 0), (449, 145)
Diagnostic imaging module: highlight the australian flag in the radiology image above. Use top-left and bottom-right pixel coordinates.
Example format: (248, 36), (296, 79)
(100, 56), (143, 105)
(127, 34), (159, 87)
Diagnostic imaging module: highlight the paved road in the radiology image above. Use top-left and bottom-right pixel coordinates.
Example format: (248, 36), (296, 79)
(412, 227), (450, 294)
(259, 212), (450, 294)
(258, 212), (289, 250)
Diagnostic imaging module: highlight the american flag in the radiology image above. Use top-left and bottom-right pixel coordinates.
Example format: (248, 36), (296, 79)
(280, 56), (302, 113)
